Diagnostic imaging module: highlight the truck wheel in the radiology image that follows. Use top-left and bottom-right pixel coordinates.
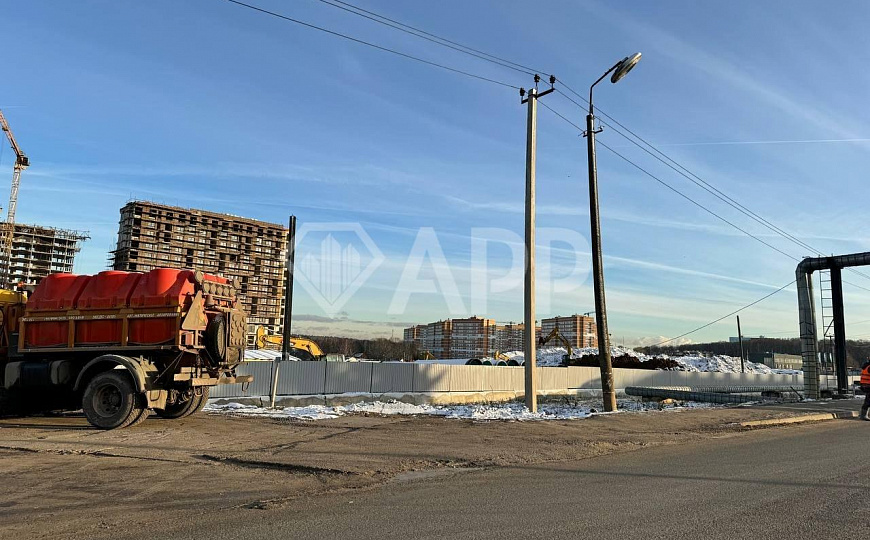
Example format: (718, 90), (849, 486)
(189, 387), (210, 417)
(204, 315), (227, 364)
(155, 387), (209, 419)
(81, 371), (146, 429)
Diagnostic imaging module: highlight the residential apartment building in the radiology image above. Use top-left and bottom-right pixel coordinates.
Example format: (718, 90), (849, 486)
(5, 223), (89, 286)
(406, 318), (546, 359)
(110, 201), (287, 341)
(421, 320), (452, 358)
(450, 316), (496, 359)
(541, 314), (598, 348)
(494, 322), (526, 353)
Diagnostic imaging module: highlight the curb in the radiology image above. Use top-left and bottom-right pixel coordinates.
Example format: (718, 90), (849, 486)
(740, 411), (858, 427)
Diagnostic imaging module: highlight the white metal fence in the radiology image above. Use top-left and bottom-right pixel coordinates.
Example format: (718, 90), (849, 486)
(212, 362), (806, 398)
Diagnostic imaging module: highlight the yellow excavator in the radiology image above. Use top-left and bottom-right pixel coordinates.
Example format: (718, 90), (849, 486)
(254, 326), (346, 362)
(539, 326), (573, 362)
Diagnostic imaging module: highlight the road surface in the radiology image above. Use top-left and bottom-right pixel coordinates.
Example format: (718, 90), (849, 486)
(159, 417), (870, 540)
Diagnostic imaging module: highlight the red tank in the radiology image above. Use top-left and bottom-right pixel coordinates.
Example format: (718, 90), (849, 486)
(21, 268), (239, 350)
(128, 268), (196, 345)
(74, 271), (143, 346)
(24, 273), (90, 348)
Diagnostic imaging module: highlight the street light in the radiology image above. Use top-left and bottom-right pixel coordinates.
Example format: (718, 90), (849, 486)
(585, 53), (641, 413)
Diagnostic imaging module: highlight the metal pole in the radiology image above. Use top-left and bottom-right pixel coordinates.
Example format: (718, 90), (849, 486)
(737, 315), (745, 373)
(270, 215), (296, 408)
(523, 88), (538, 412)
(586, 112), (617, 412)
(830, 265), (848, 395)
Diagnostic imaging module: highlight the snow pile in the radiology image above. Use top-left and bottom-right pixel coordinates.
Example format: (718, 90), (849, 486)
(205, 399), (715, 422)
(497, 346), (800, 374)
(669, 354), (799, 375)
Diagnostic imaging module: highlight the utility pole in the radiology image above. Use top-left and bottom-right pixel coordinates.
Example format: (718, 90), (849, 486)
(737, 315), (745, 373)
(585, 110), (616, 412)
(270, 215), (297, 408)
(584, 53), (642, 413)
(520, 76), (554, 413)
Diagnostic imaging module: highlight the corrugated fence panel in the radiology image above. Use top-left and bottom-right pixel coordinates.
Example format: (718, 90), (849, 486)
(471, 366), (517, 392)
(325, 362), (373, 394)
(413, 364), (452, 392)
(371, 363), (415, 394)
(567, 366), (600, 389)
(539, 367), (568, 391)
(278, 362), (327, 395)
(211, 362), (812, 398)
(450, 365), (489, 392)
(210, 362), (273, 398)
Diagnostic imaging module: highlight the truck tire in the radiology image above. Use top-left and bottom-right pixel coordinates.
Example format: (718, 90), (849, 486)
(81, 371), (146, 429)
(190, 387), (210, 417)
(204, 314), (227, 365)
(155, 387), (209, 419)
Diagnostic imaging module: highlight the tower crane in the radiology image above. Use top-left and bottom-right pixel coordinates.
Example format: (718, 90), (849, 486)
(0, 110), (30, 288)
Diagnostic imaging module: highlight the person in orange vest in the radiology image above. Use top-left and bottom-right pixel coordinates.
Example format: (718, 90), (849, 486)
(861, 361), (870, 421)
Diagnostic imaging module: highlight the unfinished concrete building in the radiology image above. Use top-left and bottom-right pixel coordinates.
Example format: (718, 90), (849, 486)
(541, 314), (598, 348)
(7, 224), (89, 286)
(110, 201), (287, 342)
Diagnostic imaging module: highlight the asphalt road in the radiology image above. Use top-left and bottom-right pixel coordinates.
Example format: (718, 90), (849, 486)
(155, 417), (870, 540)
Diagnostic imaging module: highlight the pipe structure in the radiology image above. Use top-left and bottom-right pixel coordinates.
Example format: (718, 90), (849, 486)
(625, 386), (761, 404)
(796, 252), (870, 399)
(644, 385), (799, 394)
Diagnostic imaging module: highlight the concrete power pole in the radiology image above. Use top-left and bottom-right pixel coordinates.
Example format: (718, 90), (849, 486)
(737, 315), (745, 373)
(523, 87), (538, 412)
(520, 77), (554, 413)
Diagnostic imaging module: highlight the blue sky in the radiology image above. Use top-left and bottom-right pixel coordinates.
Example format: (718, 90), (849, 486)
(3, 0), (870, 344)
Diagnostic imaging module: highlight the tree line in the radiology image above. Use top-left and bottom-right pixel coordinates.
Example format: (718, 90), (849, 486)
(639, 337), (870, 368)
(304, 335), (417, 361)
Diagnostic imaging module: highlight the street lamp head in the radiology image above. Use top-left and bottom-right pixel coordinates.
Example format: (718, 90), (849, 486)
(610, 52), (642, 84)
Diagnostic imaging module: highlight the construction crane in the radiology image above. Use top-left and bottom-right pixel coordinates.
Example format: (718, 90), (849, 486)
(0, 110), (29, 287)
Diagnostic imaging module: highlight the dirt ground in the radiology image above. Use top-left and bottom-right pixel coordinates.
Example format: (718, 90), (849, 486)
(0, 401), (858, 540)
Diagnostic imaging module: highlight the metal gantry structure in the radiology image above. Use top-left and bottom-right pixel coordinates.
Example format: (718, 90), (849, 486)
(0, 109), (29, 288)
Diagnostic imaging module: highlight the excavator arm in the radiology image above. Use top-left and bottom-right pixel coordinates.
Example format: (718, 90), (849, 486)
(539, 327), (573, 359)
(254, 326), (325, 360)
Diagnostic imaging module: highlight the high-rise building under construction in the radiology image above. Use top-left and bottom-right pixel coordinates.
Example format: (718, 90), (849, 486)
(110, 201), (287, 341)
(8, 223), (89, 286)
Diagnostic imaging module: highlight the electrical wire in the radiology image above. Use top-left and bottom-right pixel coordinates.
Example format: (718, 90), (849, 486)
(540, 100), (870, 341)
(554, 83), (870, 285)
(303, 0), (870, 288)
(313, 0), (543, 77)
(648, 280), (797, 348)
(225, 0), (521, 89)
(538, 101), (798, 260)
(229, 0), (867, 342)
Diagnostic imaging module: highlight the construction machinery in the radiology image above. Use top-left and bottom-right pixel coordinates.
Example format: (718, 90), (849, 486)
(0, 268), (250, 429)
(0, 109), (30, 289)
(254, 326), (345, 362)
(539, 326), (573, 362)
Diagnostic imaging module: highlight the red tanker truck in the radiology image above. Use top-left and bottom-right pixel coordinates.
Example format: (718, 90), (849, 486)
(0, 268), (250, 429)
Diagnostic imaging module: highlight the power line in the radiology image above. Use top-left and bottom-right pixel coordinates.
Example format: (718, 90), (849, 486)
(306, 0), (870, 287)
(539, 100), (798, 260)
(304, 0), (870, 287)
(229, 0), (866, 341)
(649, 280), (797, 348)
(313, 0), (544, 77)
(554, 84), (870, 285)
(224, 0), (520, 89)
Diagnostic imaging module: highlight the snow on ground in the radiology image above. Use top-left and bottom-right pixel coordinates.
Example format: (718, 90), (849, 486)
(497, 346), (800, 374)
(205, 399), (717, 422)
